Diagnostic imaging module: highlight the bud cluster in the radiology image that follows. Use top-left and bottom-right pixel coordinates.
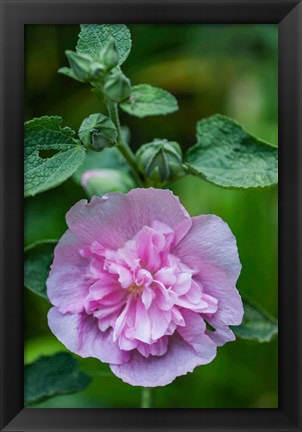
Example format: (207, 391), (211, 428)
(60, 28), (185, 189)
(62, 37), (131, 102)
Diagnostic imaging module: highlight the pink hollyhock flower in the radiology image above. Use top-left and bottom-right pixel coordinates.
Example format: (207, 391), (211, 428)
(47, 188), (243, 387)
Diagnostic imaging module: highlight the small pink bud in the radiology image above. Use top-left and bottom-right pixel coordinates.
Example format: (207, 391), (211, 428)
(81, 169), (135, 197)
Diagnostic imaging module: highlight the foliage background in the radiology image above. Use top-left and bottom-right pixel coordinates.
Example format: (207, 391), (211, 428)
(24, 24), (278, 408)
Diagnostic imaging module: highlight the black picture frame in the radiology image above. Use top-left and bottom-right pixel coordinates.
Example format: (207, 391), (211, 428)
(0, 0), (301, 430)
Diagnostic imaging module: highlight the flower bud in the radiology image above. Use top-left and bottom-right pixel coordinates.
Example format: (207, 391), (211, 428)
(81, 169), (135, 197)
(101, 37), (119, 71)
(79, 113), (117, 151)
(104, 70), (131, 102)
(65, 50), (104, 82)
(136, 139), (184, 184)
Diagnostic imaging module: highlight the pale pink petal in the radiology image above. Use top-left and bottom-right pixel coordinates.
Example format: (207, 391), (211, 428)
(66, 188), (192, 249)
(110, 333), (216, 387)
(118, 333), (138, 351)
(135, 269), (153, 287)
(154, 268), (177, 287)
(174, 215), (241, 283)
(87, 257), (106, 280)
(132, 298), (152, 343)
(88, 277), (121, 300)
(172, 272), (192, 295)
(171, 308), (186, 326)
(48, 307), (130, 364)
(149, 304), (172, 340)
(174, 215), (243, 326)
(177, 309), (216, 357)
(205, 315), (236, 346)
(136, 337), (169, 358)
(46, 230), (90, 314)
(95, 304), (124, 331)
(113, 298), (134, 341)
(200, 280), (243, 327)
(200, 293), (219, 314)
(175, 281), (209, 312)
(154, 282), (177, 311)
(141, 285), (154, 310)
(151, 220), (175, 250)
(136, 226), (166, 272)
(107, 263), (133, 288)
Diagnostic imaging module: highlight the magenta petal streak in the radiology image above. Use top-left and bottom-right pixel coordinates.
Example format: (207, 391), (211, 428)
(47, 188), (243, 387)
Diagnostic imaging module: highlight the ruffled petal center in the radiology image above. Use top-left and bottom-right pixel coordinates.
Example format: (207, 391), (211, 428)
(82, 220), (218, 358)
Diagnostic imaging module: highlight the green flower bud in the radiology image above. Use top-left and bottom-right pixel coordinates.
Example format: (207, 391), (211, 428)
(104, 70), (131, 102)
(89, 61), (106, 80)
(81, 169), (135, 197)
(79, 113), (117, 151)
(101, 37), (119, 71)
(65, 50), (104, 82)
(136, 139), (184, 185)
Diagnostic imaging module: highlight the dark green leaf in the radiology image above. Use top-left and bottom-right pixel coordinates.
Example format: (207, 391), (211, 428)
(185, 114), (278, 188)
(24, 240), (57, 300)
(77, 24), (131, 65)
(24, 352), (92, 406)
(232, 297), (278, 342)
(24, 116), (86, 196)
(120, 84), (179, 118)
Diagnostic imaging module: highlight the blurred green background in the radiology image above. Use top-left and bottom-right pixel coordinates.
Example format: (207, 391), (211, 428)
(24, 24), (278, 408)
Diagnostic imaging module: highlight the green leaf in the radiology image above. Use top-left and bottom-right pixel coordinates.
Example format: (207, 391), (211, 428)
(76, 24), (131, 65)
(120, 84), (179, 118)
(24, 240), (57, 300)
(24, 352), (92, 406)
(185, 114), (278, 189)
(24, 116), (86, 197)
(232, 297), (278, 342)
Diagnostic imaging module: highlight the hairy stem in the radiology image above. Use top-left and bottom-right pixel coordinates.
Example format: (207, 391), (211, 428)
(141, 387), (152, 408)
(106, 98), (143, 186)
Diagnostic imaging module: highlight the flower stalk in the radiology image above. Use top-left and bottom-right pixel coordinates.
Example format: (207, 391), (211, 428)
(141, 387), (152, 408)
(106, 98), (144, 187)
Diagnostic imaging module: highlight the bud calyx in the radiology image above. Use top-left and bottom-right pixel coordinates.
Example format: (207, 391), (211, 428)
(65, 50), (104, 83)
(136, 139), (184, 185)
(79, 113), (117, 151)
(101, 37), (119, 71)
(104, 70), (131, 102)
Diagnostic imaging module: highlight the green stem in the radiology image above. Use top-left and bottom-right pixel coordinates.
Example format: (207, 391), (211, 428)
(141, 387), (152, 408)
(106, 98), (144, 187)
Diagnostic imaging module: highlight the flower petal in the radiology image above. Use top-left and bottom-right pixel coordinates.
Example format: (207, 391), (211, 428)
(177, 309), (216, 357)
(46, 230), (90, 314)
(136, 226), (166, 272)
(48, 307), (130, 365)
(136, 337), (169, 358)
(174, 215), (243, 326)
(205, 316), (236, 346)
(110, 332), (216, 387)
(66, 188), (192, 249)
